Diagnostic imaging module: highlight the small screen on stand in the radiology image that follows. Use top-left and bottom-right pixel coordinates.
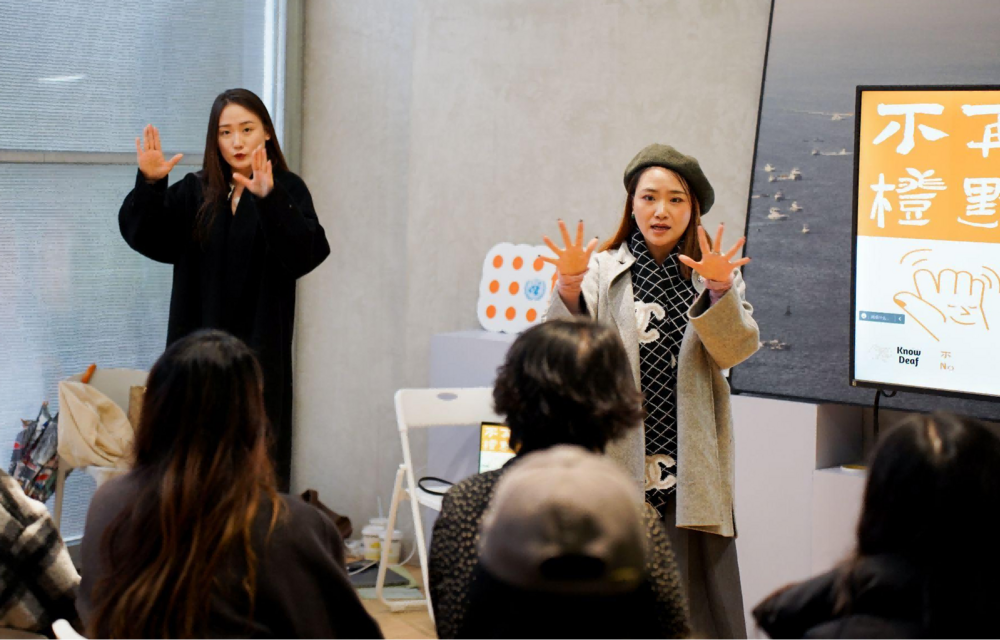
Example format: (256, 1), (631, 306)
(479, 422), (516, 473)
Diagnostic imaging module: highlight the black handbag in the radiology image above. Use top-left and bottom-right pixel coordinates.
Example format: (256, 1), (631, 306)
(300, 488), (354, 539)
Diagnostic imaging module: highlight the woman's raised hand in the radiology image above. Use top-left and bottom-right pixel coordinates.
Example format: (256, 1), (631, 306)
(540, 220), (599, 276)
(678, 223), (751, 283)
(135, 124), (183, 182)
(232, 145), (274, 198)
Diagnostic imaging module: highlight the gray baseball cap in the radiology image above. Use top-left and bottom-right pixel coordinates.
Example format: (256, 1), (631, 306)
(478, 445), (647, 594)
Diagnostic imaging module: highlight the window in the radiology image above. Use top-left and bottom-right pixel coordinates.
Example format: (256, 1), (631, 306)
(0, 0), (287, 540)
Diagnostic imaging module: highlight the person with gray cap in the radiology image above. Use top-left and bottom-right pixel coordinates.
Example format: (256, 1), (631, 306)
(541, 143), (760, 638)
(457, 445), (671, 639)
(428, 319), (688, 639)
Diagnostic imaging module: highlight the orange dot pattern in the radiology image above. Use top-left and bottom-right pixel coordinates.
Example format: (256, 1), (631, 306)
(481, 244), (560, 333)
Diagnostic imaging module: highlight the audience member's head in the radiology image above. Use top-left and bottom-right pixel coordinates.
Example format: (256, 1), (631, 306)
(492, 318), (642, 455)
(859, 412), (1000, 555)
(89, 330), (281, 638)
(480, 445), (646, 592)
(851, 411), (1000, 635)
(132, 329), (275, 477)
(459, 445), (657, 638)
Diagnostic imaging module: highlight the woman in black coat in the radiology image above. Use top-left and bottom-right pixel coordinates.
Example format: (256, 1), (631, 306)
(119, 88), (329, 490)
(753, 412), (1000, 639)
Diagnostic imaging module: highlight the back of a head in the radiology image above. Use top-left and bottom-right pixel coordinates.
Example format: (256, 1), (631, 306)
(90, 330), (279, 638)
(856, 411), (1000, 634)
(479, 445), (647, 593)
(465, 446), (655, 638)
(492, 318), (643, 454)
(133, 328), (273, 477)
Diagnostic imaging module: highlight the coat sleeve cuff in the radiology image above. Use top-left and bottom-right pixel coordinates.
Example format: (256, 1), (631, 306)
(135, 169), (168, 194)
(688, 286), (759, 370)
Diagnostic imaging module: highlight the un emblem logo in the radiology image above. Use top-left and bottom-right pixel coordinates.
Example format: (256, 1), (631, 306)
(524, 279), (546, 301)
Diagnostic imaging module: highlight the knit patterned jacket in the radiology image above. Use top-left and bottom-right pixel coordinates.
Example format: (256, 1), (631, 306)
(428, 463), (690, 639)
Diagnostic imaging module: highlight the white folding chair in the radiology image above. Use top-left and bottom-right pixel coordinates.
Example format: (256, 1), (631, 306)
(52, 368), (147, 530)
(375, 387), (502, 620)
(51, 619), (84, 639)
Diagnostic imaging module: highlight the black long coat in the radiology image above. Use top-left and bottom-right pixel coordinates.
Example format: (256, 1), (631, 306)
(119, 169), (330, 489)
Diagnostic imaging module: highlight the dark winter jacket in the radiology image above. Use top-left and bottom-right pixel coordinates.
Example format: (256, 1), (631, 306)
(753, 555), (927, 639)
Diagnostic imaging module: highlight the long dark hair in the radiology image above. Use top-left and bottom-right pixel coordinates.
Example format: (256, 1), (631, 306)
(493, 318), (643, 454)
(87, 330), (282, 638)
(836, 412), (1000, 636)
(197, 88), (288, 241)
(601, 166), (703, 278)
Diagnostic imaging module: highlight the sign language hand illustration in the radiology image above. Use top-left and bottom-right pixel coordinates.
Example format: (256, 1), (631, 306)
(894, 268), (993, 341)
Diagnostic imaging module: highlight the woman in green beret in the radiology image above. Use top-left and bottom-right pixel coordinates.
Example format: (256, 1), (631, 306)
(543, 143), (759, 639)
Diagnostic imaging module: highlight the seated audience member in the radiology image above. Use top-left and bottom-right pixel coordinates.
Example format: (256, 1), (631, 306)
(0, 470), (79, 633)
(77, 330), (382, 639)
(458, 445), (668, 639)
(753, 412), (1000, 639)
(429, 319), (688, 639)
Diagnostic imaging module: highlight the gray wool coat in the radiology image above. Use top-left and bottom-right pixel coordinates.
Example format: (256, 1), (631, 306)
(545, 243), (759, 537)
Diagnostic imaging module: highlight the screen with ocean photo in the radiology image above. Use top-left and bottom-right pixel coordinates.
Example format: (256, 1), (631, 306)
(733, 0), (1000, 420)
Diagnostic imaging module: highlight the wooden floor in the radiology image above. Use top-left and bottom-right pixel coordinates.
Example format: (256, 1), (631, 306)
(363, 600), (437, 639)
(360, 564), (437, 639)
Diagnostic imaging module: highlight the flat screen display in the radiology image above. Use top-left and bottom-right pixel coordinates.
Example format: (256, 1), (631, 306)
(852, 86), (1000, 400)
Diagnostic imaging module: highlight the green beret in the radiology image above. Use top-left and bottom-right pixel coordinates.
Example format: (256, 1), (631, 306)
(623, 143), (715, 215)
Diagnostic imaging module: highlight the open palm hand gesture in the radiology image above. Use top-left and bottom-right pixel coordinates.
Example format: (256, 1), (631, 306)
(232, 145), (274, 198)
(540, 220), (599, 276)
(678, 223), (750, 283)
(135, 124), (183, 182)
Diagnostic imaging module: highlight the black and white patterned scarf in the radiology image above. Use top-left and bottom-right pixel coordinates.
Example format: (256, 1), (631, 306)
(629, 226), (697, 517)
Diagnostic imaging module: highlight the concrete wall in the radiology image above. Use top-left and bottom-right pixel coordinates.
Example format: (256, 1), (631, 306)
(295, 0), (772, 533)
(295, 0), (417, 522)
